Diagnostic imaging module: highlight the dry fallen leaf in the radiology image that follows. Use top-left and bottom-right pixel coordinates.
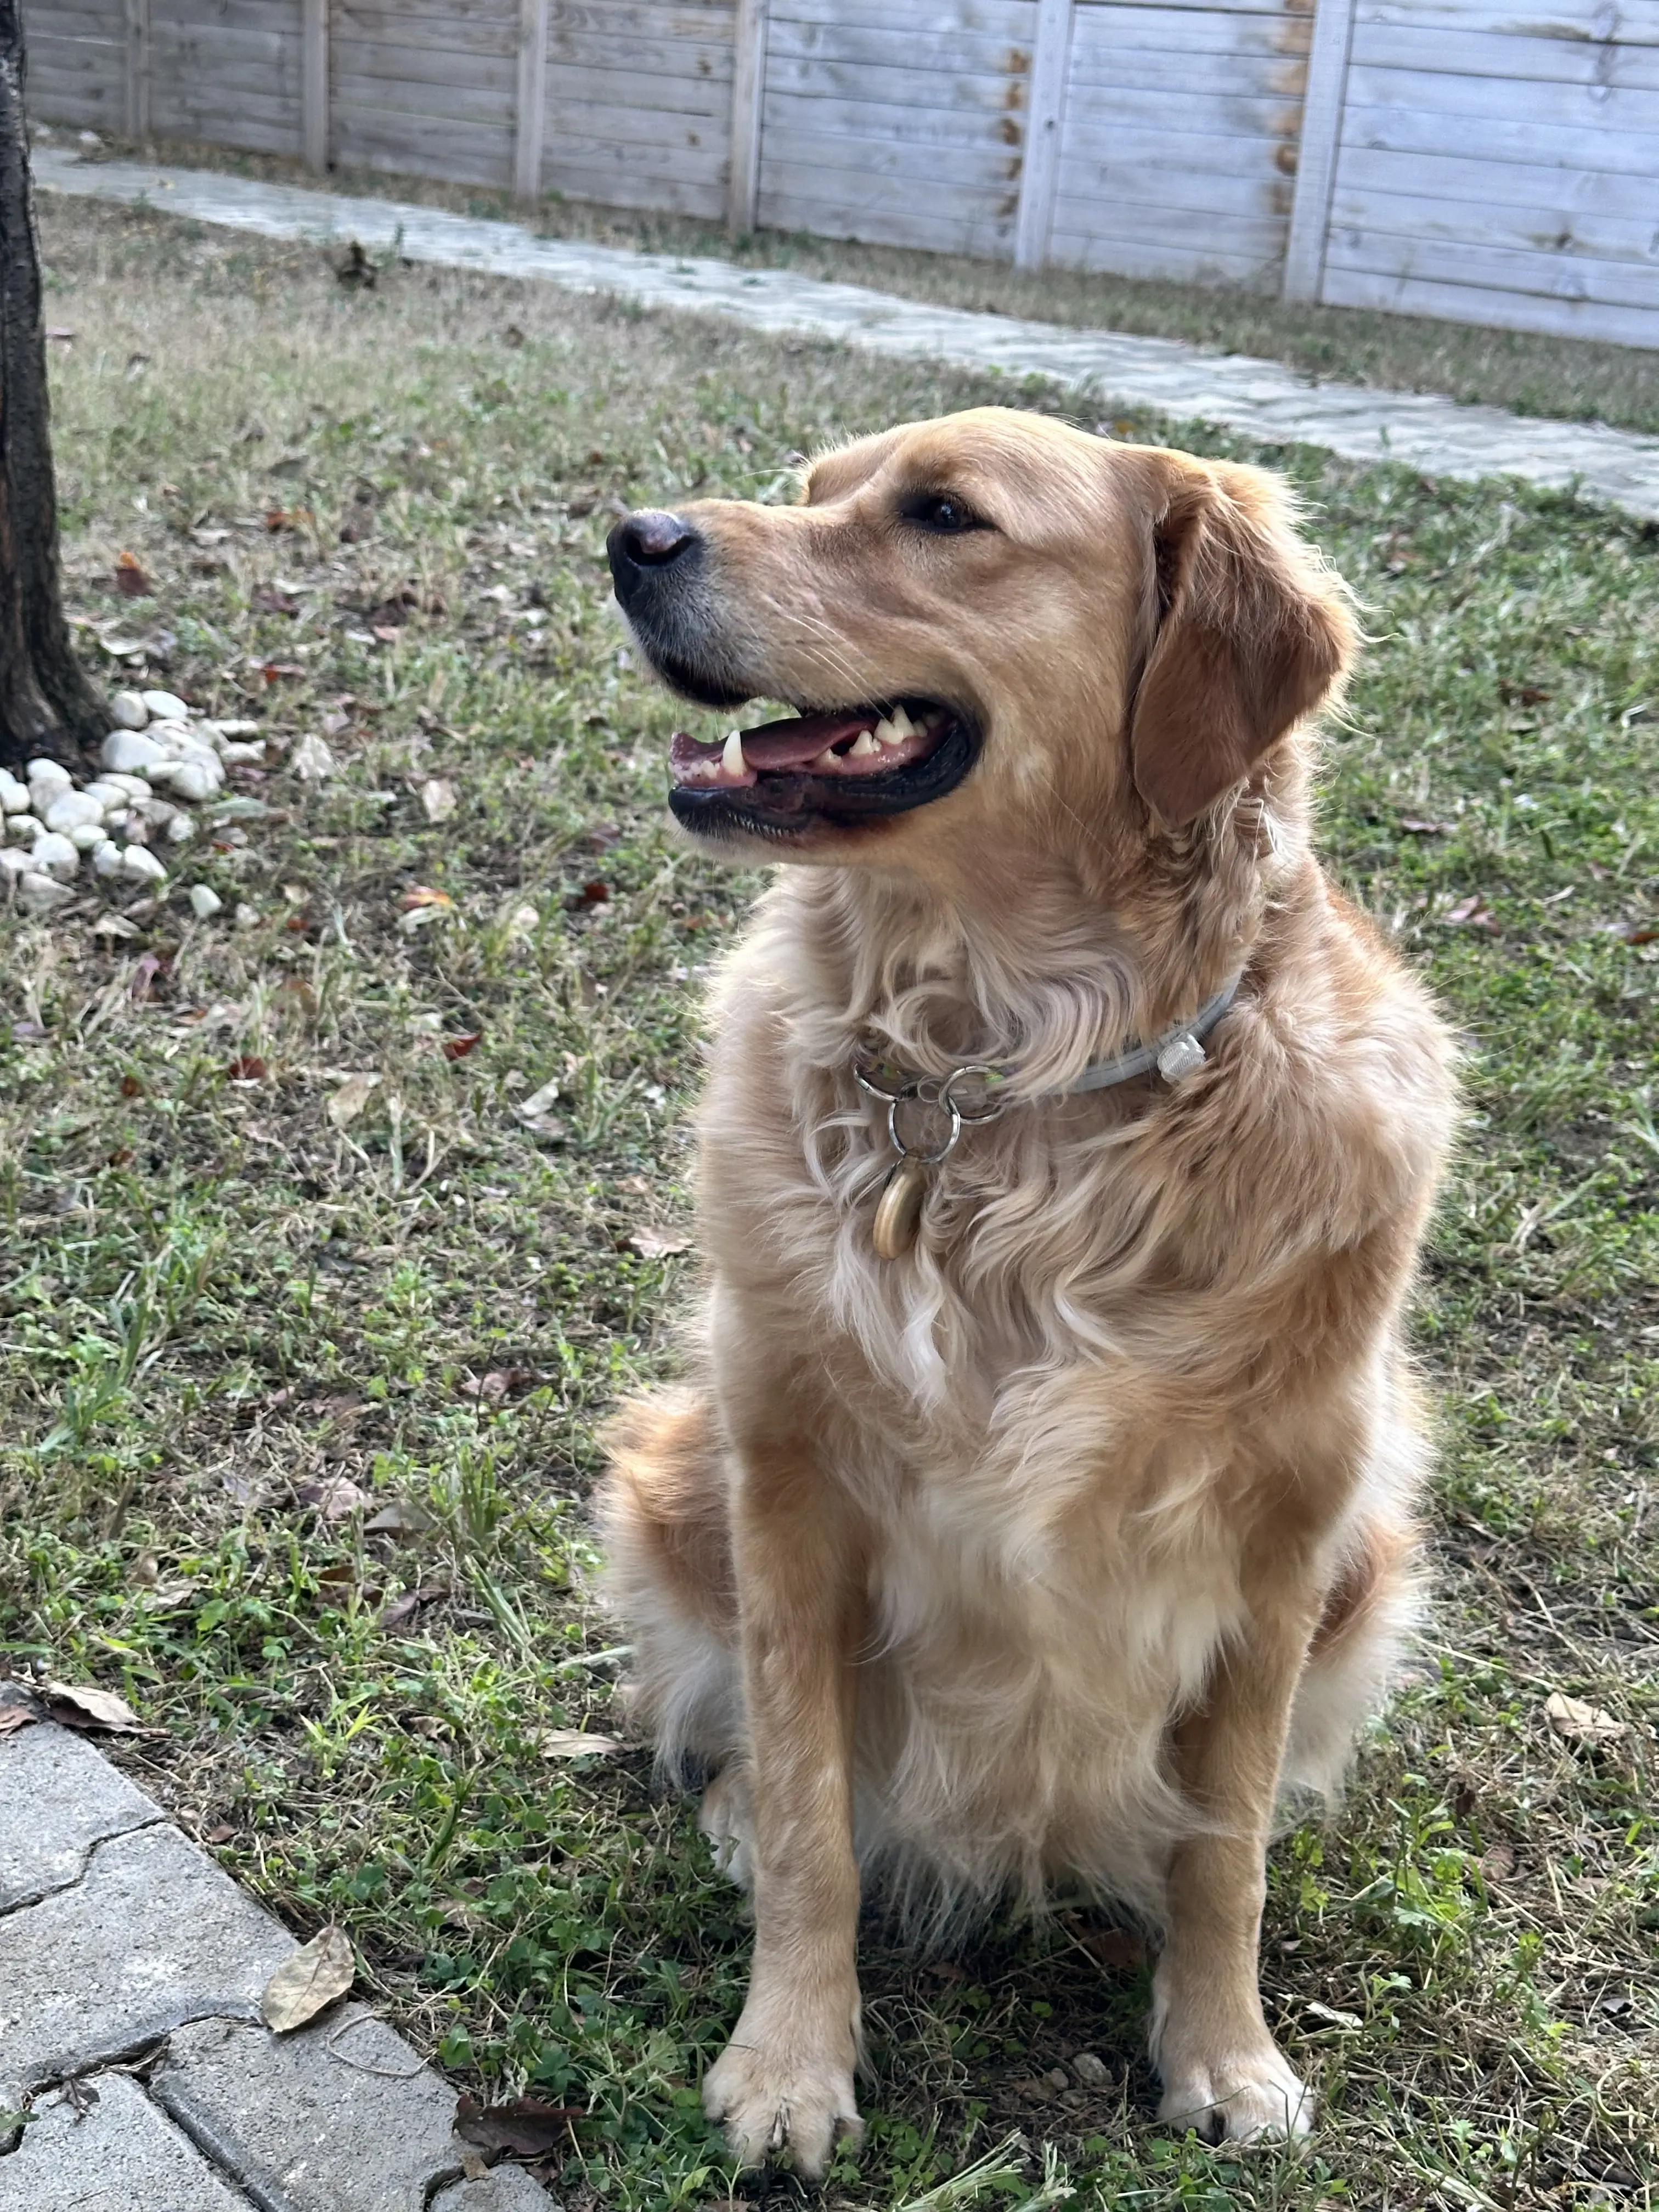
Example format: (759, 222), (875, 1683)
(442, 1032), (482, 1061)
(42, 1681), (143, 1734)
(1545, 1691), (1626, 1746)
(1399, 817), (1454, 836)
(114, 550), (153, 599)
(0, 1697), (42, 1736)
(628, 1228), (692, 1260)
(262, 1924), (356, 2032)
(364, 1500), (436, 1534)
(537, 1730), (623, 1760)
(1440, 893), (1498, 930)
(298, 1475), (370, 1522)
(419, 777), (457, 823)
(1080, 1926), (1148, 1971)
(328, 1071), (380, 1128)
(454, 2092), (582, 2159)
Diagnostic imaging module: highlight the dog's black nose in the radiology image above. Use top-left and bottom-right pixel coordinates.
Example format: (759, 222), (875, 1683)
(610, 509), (701, 578)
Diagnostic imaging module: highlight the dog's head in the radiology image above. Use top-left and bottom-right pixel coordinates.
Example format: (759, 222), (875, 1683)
(608, 408), (1353, 882)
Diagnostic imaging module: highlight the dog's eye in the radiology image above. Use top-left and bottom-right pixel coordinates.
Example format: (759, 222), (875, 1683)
(900, 491), (985, 535)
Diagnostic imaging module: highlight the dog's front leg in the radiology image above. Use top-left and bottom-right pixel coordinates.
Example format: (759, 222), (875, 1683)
(1151, 1572), (1321, 2145)
(701, 1385), (865, 2176)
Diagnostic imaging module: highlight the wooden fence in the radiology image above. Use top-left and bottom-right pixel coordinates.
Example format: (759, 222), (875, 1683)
(25, 0), (1659, 346)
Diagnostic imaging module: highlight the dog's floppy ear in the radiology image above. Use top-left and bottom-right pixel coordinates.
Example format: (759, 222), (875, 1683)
(1128, 459), (1353, 830)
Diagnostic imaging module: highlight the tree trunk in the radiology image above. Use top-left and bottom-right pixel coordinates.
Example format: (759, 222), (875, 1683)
(0, 0), (105, 770)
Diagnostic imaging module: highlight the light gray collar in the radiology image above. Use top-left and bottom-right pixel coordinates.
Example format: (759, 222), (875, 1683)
(1065, 970), (1244, 1094)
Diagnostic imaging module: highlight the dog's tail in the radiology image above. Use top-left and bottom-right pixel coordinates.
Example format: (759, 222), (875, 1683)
(596, 1389), (742, 1774)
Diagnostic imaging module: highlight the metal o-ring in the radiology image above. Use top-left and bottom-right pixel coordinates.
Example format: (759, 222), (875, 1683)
(854, 1059), (912, 1103)
(940, 1063), (1007, 1122)
(889, 1092), (961, 1165)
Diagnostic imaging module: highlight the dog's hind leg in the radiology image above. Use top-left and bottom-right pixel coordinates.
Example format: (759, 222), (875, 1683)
(597, 1388), (743, 1779)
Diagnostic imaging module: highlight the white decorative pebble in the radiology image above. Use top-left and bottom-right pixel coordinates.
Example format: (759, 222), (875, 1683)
(101, 810), (129, 837)
(69, 821), (108, 851)
(166, 813), (195, 844)
(168, 760), (217, 804)
(234, 902), (259, 927)
(44, 789), (104, 834)
(26, 758), (72, 804)
(0, 847), (31, 878)
(2, 812), (41, 845)
(81, 780), (127, 811)
(111, 690), (150, 729)
(103, 771), (151, 798)
(31, 831), (80, 881)
(92, 838), (124, 876)
(141, 689), (189, 721)
(101, 729), (168, 774)
(213, 718), (262, 738)
(121, 844), (168, 884)
(290, 732), (335, 781)
(0, 769), (29, 813)
(19, 870), (74, 913)
(189, 884), (223, 918)
(221, 741), (264, 765)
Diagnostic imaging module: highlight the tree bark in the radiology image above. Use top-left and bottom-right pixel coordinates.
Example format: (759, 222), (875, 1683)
(0, 0), (105, 769)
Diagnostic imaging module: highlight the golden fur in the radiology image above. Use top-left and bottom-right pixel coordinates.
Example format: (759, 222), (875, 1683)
(597, 408), (1457, 2172)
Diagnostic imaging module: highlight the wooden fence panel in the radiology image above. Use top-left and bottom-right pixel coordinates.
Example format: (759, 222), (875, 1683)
(27, 0), (128, 134)
(331, 0), (518, 187)
(540, 0), (734, 218)
(755, 0), (1039, 258)
(1049, 0), (1307, 286)
(1317, 0), (1659, 343)
(143, 1), (304, 157)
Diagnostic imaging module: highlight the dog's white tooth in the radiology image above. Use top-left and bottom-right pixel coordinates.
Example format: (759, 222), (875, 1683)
(812, 747), (840, 770)
(849, 729), (881, 757)
(888, 703), (915, 738)
(873, 716), (899, 747)
(721, 730), (746, 777)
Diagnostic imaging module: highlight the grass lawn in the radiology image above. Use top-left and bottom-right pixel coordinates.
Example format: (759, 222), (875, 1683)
(63, 130), (1659, 439)
(1, 196), (1656, 2210)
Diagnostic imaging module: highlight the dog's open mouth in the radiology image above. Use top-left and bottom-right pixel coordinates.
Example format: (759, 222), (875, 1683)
(667, 701), (978, 838)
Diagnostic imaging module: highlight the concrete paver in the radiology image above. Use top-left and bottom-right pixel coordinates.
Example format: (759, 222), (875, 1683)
(0, 1722), (161, 1914)
(32, 148), (1659, 524)
(0, 1820), (291, 2107)
(0, 2073), (250, 2212)
(0, 1728), (551, 2204)
(155, 2012), (476, 2212)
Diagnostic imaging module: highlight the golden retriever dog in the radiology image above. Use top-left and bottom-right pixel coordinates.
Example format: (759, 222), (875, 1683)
(598, 407), (1456, 2174)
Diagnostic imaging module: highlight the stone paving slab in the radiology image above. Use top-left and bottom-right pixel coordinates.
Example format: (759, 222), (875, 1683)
(0, 2073), (251, 2212)
(32, 148), (1659, 523)
(0, 1819), (292, 2107)
(155, 2012), (480, 2212)
(0, 1728), (551, 2205)
(0, 1721), (162, 1914)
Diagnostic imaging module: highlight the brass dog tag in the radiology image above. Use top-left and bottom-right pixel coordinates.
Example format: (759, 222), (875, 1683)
(872, 1158), (928, 1259)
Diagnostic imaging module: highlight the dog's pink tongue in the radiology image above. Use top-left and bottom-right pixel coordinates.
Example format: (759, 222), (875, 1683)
(736, 711), (872, 770)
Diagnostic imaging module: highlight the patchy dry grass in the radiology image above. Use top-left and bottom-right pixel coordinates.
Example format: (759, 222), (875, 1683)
(71, 129), (1659, 439)
(1, 196), (1656, 2210)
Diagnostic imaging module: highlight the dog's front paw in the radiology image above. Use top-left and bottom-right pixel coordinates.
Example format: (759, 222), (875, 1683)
(1156, 2042), (1313, 2144)
(703, 2018), (863, 2176)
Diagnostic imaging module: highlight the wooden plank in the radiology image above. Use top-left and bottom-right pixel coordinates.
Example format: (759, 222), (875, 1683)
(544, 31), (732, 80)
(761, 186), (1019, 255)
(1321, 261), (1659, 343)
(544, 0), (736, 39)
(1342, 57), (1659, 125)
(1324, 225), (1659, 306)
(1051, 191), (1286, 252)
(728, 0), (765, 228)
(1283, 0), (1353, 300)
(757, 126), (1020, 188)
(1067, 3), (1310, 60)
(1340, 92), (1659, 170)
(1060, 88), (1301, 144)
(330, 108), (512, 182)
(545, 159), (727, 214)
(760, 84), (1028, 145)
(302, 0), (326, 170)
(514, 0), (550, 199)
(759, 151), (1020, 216)
(540, 95), (728, 156)
(764, 19), (1036, 72)
(1330, 178), (1659, 261)
(331, 69), (514, 124)
(769, 0), (1034, 31)
(125, 0), (149, 137)
(1046, 223), (1282, 281)
(1058, 114), (1301, 174)
(330, 38), (515, 91)
(1339, 139), (1659, 217)
(1014, 0), (1072, 268)
(1355, 0), (1659, 36)
(334, 1), (516, 53)
(544, 59), (731, 114)
(763, 53), (1034, 108)
(1053, 161), (1288, 218)
(1065, 42), (1308, 92)
(1352, 19), (1659, 87)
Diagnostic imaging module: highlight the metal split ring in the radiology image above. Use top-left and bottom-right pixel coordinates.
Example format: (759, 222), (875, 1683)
(888, 1091), (962, 1165)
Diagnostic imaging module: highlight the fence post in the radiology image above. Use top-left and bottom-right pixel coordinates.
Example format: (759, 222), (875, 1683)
(515, 0), (551, 204)
(123, 0), (149, 140)
(1283, 0), (1356, 303)
(1014, 0), (1073, 271)
(301, 0), (328, 174)
(727, 0), (767, 234)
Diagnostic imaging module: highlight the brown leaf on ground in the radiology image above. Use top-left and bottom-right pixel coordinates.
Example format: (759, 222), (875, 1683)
(42, 1681), (144, 1734)
(114, 550), (153, 598)
(472, 1368), (538, 1404)
(262, 1925), (355, 2032)
(252, 584), (301, 617)
(1080, 1926), (1148, 1971)
(1545, 1691), (1626, 1746)
(327, 1071), (380, 1128)
(454, 2093), (582, 2159)
(442, 1032), (482, 1061)
(298, 1475), (370, 1521)
(379, 1587), (443, 1630)
(1400, 817), (1454, 836)
(364, 1500), (436, 1534)
(227, 1054), (268, 1082)
(1440, 893), (1498, 930)
(537, 1730), (623, 1760)
(0, 1696), (42, 1735)
(628, 1228), (692, 1260)
(419, 777), (457, 822)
